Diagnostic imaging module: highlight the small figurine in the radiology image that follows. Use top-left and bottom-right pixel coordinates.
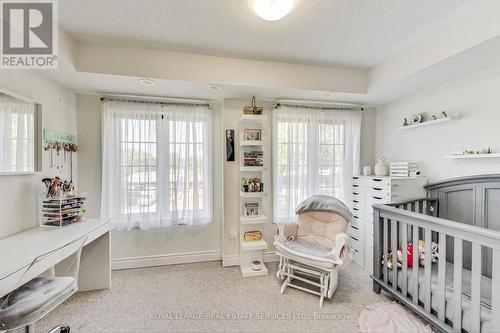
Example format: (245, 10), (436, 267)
(432, 115), (437, 120)
(403, 118), (409, 126)
(441, 111), (448, 118)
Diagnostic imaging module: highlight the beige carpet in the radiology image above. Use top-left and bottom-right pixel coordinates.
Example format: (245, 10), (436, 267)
(36, 261), (387, 333)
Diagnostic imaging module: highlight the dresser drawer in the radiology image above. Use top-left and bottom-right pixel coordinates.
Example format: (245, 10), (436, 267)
(365, 177), (391, 189)
(348, 235), (362, 251)
(352, 202), (365, 218)
(347, 224), (361, 239)
(351, 215), (362, 228)
(366, 195), (391, 207)
(352, 176), (363, 186)
(352, 199), (363, 210)
(352, 191), (363, 201)
(367, 186), (391, 199)
(350, 248), (363, 266)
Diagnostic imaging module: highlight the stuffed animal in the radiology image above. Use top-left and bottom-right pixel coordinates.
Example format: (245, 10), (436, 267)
(383, 241), (438, 270)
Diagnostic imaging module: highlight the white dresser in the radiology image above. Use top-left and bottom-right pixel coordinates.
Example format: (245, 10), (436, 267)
(349, 176), (427, 273)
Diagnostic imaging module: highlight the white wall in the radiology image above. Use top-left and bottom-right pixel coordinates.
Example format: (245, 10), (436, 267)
(375, 66), (500, 182)
(0, 71), (77, 238)
(76, 94), (223, 261)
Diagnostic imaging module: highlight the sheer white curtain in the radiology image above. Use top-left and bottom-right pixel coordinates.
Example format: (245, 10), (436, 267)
(101, 100), (212, 230)
(0, 94), (34, 172)
(272, 105), (361, 222)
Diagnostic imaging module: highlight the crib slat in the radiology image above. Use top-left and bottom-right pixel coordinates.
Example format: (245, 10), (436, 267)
(391, 220), (398, 291)
(401, 222), (408, 297)
(383, 218), (388, 284)
(492, 249), (500, 332)
(423, 228), (432, 313)
(470, 243), (481, 333)
(437, 232), (447, 321)
(412, 225), (419, 305)
(453, 238), (463, 331)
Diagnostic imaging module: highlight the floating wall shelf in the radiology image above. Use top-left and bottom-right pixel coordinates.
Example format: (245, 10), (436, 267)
(240, 192), (268, 198)
(240, 215), (268, 225)
(240, 238), (268, 252)
(240, 114), (267, 123)
(240, 140), (263, 146)
(240, 166), (265, 172)
(398, 114), (459, 130)
(444, 153), (500, 160)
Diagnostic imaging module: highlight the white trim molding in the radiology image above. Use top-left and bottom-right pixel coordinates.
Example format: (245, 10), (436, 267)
(112, 250), (222, 270)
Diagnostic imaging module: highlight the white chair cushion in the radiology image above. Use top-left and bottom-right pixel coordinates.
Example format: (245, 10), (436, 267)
(296, 211), (348, 248)
(0, 277), (77, 331)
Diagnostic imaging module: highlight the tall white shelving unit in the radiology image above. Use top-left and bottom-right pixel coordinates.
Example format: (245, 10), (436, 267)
(239, 114), (269, 277)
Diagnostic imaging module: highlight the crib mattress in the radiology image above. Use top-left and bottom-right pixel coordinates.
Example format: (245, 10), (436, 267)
(387, 262), (493, 332)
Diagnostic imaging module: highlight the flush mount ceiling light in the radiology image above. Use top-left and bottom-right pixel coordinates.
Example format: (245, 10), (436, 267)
(206, 84), (222, 92)
(138, 78), (156, 86)
(252, 0), (295, 21)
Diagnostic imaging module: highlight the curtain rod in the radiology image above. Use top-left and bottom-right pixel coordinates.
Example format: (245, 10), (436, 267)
(98, 95), (210, 107)
(274, 103), (364, 111)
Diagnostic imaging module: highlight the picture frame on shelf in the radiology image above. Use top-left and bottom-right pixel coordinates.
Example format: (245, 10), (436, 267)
(244, 202), (260, 216)
(243, 129), (262, 141)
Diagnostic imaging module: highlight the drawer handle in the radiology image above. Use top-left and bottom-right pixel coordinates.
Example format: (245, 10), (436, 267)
(353, 208), (358, 211)
(350, 236), (359, 241)
(372, 196), (382, 200)
(372, 179), (383, 182)
(353, 184), (359, 188)
(353, 200), (359, 203)
(350, 225), (359, 230)
(353, 215), (359, 219)
(371, 187), (382, 191)
(353, 192), (359, 195)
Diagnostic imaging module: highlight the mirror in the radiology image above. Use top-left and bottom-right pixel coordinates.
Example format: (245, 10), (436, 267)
(0, 91), (41, 173)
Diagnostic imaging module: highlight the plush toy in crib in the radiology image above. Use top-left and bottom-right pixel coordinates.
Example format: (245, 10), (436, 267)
(383, 240), (438, 270)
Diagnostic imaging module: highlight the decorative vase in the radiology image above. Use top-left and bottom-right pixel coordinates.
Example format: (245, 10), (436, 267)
(363, 166), (372, 176)
(374, 157), (389, 176)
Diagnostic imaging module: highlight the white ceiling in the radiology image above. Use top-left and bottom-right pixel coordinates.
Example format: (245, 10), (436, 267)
(59, 0), (468, 68)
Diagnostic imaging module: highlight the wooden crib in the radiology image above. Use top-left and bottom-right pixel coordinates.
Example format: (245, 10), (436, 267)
(371, 175), (500, 333)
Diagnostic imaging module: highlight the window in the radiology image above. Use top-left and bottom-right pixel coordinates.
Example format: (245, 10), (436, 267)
(101, 101), (212, 230)
(273, 105), (361, 222)
(120, 117), (158, 216)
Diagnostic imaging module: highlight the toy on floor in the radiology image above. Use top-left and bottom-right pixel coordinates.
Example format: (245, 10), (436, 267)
(382, 240), (438, 270)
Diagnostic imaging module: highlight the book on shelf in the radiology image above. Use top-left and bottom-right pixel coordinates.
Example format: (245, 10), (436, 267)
(243, 149), (263, 167)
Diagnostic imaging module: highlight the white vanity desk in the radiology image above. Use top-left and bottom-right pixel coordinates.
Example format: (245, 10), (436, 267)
(0, 218), (110, 298)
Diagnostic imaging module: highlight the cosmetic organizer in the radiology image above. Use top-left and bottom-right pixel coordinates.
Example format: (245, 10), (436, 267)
(39, 195), (86, 228)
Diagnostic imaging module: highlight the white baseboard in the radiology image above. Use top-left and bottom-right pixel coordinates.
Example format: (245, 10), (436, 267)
(222, 251), (278, 267)
(112, 250), (222, 270)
